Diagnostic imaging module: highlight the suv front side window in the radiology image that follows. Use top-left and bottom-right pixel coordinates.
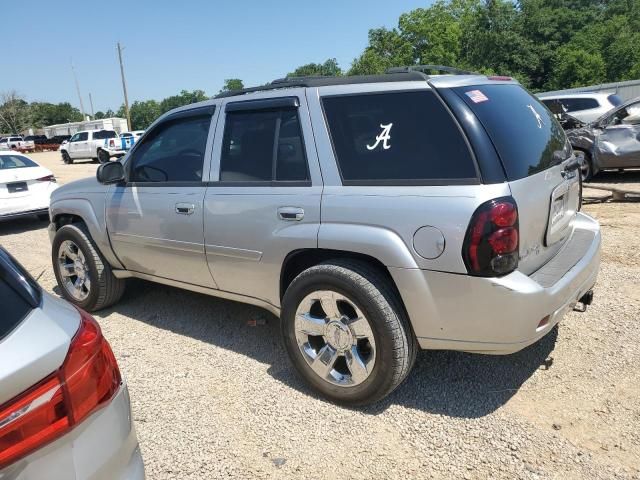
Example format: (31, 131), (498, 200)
(129, 113), (212, 183)
(220, 106), (309, 183)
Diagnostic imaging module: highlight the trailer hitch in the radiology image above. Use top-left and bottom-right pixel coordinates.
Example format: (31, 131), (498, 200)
(573, 290), (594, 312)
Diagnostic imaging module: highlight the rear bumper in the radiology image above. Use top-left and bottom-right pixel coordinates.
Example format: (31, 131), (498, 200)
(392, 212), (601, 354)
(1, 383), (144, 480)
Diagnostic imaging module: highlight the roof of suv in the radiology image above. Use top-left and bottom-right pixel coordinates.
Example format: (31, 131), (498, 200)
(213, 66), (516, 99)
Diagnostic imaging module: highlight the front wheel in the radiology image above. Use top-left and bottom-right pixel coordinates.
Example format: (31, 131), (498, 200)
(61, 150), (73, 164)
(97, 149), (110, 164)
(281, 259), (417, 406)
(575, 150), (593, 182)
(52, 223), (125, 311)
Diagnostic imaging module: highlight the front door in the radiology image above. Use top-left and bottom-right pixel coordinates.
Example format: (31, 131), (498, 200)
(204, 93), (322, 306)
(106, 106), (217, 288)
(68, 132), (87, 159)
(596, 100), (640, 168)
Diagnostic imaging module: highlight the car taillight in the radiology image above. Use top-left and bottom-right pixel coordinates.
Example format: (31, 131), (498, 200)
(462, 197), (519, 276)
(0, 309), (120, 469)
(36, 175), (56, 183)
(109, 139), (115, 147)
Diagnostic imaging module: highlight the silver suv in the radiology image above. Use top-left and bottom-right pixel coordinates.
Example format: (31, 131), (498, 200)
(48, 67), (601, 405)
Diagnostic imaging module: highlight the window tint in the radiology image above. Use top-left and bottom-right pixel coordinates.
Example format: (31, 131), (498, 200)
(220, 108), (309, 182)
(322, 91), (476, 184)
(77, 132), (88, 141)
(130, 114), (211, 182)
(561, 97), (599, 112)
(93, 130), (117, 140)
(0, 279), (32, 341)
(0, 155), (38, 169)
(454, 84), (568, 180)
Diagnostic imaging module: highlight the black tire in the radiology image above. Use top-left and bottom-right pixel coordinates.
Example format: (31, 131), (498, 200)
(281, 259), (417, 406)
(575, 150), (593, 182)
(52, 223), (125, 311)
(97, 149), (110, 164)
(61, 150), (73, 164)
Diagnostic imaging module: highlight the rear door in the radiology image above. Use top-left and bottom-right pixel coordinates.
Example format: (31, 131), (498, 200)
(203, 92), (321, 306)
(106, 106), (217, 287)
(451, 83), (579, 274)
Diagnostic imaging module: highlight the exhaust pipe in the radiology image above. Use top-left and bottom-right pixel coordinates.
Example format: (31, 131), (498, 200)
(573, 290), (594, 312)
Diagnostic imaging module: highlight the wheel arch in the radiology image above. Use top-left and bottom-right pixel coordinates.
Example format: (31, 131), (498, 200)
(50, 199), (124, 269)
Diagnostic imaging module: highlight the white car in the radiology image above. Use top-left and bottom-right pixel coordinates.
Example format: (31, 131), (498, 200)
(0, 136), (28, 151)
(0, 152), (58, 221)
(538, 92), (623, 123)
(0, 247), (145, 479)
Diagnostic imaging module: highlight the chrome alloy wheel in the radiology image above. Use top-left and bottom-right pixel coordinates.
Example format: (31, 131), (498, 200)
(294, 290), (376, 387)
(57, 240), (91, 301)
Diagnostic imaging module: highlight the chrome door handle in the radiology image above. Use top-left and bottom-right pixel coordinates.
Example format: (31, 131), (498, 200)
(278, 207), (304, 221)
(175, 203), (195, 215)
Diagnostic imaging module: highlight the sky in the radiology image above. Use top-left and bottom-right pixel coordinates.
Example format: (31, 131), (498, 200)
(3, 0), (431, 113)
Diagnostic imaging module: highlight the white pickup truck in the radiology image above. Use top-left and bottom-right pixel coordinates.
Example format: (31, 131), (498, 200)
(0, 136), (34, 151)
(60, 130), (127, 164)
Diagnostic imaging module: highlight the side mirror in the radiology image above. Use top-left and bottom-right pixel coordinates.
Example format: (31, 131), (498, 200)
(97, 161), (125, 185)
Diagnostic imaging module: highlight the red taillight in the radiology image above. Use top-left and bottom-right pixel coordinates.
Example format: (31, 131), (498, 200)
(36, 175), (56, 183)
(109, 139), (115, 147)
(463, 197), (519, 276)
(0, 309), (120, 469)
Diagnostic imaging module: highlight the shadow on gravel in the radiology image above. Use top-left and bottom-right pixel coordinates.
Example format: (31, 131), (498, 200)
(589, 168), (640, 185)
(108, 278), (557, 419)
(0, 217), (49, 236)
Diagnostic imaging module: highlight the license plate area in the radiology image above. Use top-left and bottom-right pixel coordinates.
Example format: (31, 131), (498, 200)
(7, 182), (28, 193)
(546, 174), (580, 246)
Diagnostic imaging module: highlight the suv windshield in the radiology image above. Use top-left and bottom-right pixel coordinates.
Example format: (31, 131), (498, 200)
(93, 130), (117, 140)
(453, 84), (569, 181)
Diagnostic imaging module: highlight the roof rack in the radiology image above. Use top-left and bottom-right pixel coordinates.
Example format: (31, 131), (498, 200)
(386, 65), (477, 75)
(214, 65), (476, 99)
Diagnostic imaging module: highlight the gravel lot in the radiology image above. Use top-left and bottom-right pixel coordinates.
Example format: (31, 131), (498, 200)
(2, 152), (639, 479)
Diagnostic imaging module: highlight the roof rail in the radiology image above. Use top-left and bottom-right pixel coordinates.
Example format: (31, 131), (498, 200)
(214, 71), (428, 99)
(386, 65), (477, 75)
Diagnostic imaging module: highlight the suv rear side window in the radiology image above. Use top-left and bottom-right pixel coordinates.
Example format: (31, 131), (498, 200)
(220, 108), (309, 183)
(322, 91), (476, 184)
(130, 114), (211, 183)
(454, 84), (568, 181)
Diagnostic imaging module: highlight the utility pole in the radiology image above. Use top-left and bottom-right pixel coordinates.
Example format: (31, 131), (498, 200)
(117, 42), (132, 131)
(71, 62), (86, 119)
(89, 92), (95, 118)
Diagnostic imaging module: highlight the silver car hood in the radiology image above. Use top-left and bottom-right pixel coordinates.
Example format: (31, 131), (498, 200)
(51, 176), (106, 201)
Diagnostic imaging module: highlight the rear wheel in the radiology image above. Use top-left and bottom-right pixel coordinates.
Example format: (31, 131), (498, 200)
(281, 259), (417, 406)
(97, 149), (110, 164)
(61, 150), (73, 164)
(52, 223), (125, 311)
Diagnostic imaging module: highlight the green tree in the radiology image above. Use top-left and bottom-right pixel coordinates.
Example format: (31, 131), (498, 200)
(289, 58), (342, 77)
(29, 102), (83, 127)
(219, 79), (244, 93)
(0, 91), (30, 133)
(128, 100), (162, 130)
(349, 28), (413, 75)
(159, 89), (208, 114)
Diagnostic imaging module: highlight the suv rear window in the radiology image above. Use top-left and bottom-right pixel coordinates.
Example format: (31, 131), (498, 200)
(322, 91), (477, 185)
(93, 130), (117, 140)
(454, 84), (568, 181)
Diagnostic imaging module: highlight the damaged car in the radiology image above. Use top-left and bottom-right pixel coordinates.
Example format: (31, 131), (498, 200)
(565, 96), (640, 181)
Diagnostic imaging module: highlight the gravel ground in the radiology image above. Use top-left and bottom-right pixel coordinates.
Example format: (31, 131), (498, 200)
(1, 152), (639, 479)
